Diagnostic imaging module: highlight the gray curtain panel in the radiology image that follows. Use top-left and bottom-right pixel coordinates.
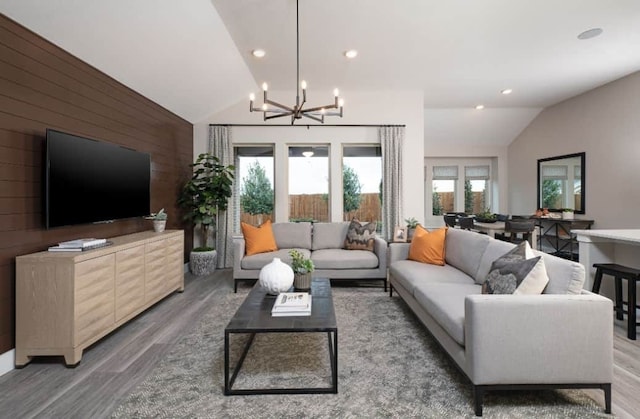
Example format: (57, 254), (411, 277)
(379, 126), (404, 240)
(208, 125), (234, 268)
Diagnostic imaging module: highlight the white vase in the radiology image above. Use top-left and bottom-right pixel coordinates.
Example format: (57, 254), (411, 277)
(153, 220), (166, 232)
(562, 211), (574, 220)
(259, 258), (294, 295)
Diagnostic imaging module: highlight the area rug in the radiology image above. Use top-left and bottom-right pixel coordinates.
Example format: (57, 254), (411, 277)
(111, 286), (609, 418)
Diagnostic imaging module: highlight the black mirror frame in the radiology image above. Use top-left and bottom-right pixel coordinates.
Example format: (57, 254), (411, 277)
(537, 152), (585, 214)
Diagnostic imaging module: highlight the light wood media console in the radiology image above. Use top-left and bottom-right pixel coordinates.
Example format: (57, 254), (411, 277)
(15, 230), (184, 367)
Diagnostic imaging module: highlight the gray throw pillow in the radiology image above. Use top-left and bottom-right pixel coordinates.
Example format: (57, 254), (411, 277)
(344, 219), (377, 251)
(482, 241), (547, 294)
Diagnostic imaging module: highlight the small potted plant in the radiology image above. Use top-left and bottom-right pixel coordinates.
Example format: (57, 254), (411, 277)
(147, 208), (167, 233)
(562, 208), (574, 220)
(288, 249), (314, 290)
(474, 208), (497, 223)
(405, 217), (420, 242)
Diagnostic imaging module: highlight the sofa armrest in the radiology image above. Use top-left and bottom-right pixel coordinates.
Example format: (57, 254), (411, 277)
(388, 243), (410, 264)
(233, 235), (245, 275)
(465, 292), (613, 385)
(374, 236), (388, 270)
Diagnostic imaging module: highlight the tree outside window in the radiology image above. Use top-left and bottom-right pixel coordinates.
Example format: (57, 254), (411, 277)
(342, 146), (382, 226)
(235, 146), (274, 227)
(240, 161), (274, 225)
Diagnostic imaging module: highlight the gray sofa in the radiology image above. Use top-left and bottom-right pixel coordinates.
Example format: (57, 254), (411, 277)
(388, 227), (613, 416)
(233, 221), (387, 292)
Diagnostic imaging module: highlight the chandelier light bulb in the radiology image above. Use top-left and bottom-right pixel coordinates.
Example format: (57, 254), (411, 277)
(321, 108), (326, 114)
(262, 82), (268, 91)
(262, 103), (268, 111)
(249, 93), (255, 101)
(333, 88), (339, 97)
(338, 99), (345, 107)
(301, 80), (307, 89)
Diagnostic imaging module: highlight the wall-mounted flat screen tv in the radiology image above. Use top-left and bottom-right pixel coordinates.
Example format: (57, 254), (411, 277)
(45, 129), (151, 229)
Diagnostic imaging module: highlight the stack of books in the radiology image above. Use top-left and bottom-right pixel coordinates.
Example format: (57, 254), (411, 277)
(271, 292), (312, 317)
(48, 238), (109, 252)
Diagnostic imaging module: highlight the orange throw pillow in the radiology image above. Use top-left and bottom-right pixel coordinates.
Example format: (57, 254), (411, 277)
(241, 220), (278, 256)
(408, 225), (447, 266)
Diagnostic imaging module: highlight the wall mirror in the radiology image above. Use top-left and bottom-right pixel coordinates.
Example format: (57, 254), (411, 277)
(537, 152), (585, 214)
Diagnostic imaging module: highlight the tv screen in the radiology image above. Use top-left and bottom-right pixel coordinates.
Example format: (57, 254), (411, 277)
(45, 129), (151, 229)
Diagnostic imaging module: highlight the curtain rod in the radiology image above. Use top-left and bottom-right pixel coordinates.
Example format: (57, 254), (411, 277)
(209, 123), (405, 128)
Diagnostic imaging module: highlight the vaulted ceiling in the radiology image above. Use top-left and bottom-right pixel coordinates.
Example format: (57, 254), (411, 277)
(3, 0), (640, 146)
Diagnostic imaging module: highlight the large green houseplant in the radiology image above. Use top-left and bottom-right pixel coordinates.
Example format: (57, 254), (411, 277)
(178, 153), (234, 275)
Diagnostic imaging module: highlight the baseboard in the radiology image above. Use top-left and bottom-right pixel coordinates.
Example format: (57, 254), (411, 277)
(0, 349), (14, 377)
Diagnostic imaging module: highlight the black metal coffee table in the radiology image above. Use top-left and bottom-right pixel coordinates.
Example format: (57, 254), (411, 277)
(224, 278), (338, 395)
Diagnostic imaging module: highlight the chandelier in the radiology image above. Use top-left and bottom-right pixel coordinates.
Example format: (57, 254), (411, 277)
(249, 0), (344, 124)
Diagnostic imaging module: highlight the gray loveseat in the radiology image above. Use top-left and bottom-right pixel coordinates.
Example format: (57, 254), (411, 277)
(388, 227), (613, 416)
(233, 221), (387, 292)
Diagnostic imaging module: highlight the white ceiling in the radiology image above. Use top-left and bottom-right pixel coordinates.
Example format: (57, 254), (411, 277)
(3, 0), (640, 146)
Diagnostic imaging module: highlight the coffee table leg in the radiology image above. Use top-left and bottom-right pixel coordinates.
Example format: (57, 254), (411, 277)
(224, 331), (230, 395)
(226, 333), (257, 394)
(327, 330), (338, 393)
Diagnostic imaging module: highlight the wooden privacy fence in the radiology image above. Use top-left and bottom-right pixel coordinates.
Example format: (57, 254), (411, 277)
(434, 192), (487, 215)
(240, 192), (381, 225)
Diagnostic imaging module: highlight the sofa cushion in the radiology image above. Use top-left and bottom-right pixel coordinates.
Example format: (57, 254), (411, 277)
(445, 228), (491, 280)
(312, 222), (349, 250)
(413, 281), (481, 346)
(344, 219), (377, 251)
(241, 248), (311, 270)
(390, 260), (474, 296)
(272, 222), (312, 249)
(241, 220), (278, 256)
(311, 249), (379, 269)
(475, 239), (516, 284)
(408, 225), (447, 266)
(482, 241), (549, 295)
(536, 251), (586, 294)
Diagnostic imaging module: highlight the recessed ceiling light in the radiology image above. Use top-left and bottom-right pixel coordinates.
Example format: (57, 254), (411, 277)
(252, 49), (266, 58)
(344, 50), (358, 59)
(475, 104), (485, 110)
(501, 88), (513, 95)
(577, 28), (603, 40)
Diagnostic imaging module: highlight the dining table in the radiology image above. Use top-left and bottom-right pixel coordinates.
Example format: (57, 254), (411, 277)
(472, 220), (538, 248)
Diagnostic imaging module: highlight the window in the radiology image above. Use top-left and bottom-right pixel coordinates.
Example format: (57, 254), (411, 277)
(432, 166), (457, 215)
(342, 146), (382, 225)
(235, 146), (274, 226)
(464, 165), (490, 214)
(288, 145), (329, 222)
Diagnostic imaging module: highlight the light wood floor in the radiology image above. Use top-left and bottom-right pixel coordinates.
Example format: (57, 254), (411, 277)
(0, 269), (638, 418)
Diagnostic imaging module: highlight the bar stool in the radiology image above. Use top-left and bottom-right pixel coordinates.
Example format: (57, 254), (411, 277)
(592, 263), (640, 340)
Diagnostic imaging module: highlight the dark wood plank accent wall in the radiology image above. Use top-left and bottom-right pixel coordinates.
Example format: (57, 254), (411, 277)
(0, 14), (193, 354)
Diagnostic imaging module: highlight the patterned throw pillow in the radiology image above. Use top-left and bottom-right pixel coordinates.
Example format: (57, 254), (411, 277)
(482, 241), (549, 294)
(344, 219), (377, 251)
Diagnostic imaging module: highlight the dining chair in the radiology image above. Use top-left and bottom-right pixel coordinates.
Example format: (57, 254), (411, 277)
(496, 220), (536, 244)
(458, 216), (475, 230)
(495, 213), (510, 222)
(443, 214), (458, 228)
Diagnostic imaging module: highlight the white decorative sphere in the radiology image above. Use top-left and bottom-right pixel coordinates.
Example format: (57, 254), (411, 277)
(259, 257), (294, 294)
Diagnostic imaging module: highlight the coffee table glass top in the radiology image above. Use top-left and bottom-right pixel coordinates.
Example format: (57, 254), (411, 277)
(226, 278), (336, 332)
